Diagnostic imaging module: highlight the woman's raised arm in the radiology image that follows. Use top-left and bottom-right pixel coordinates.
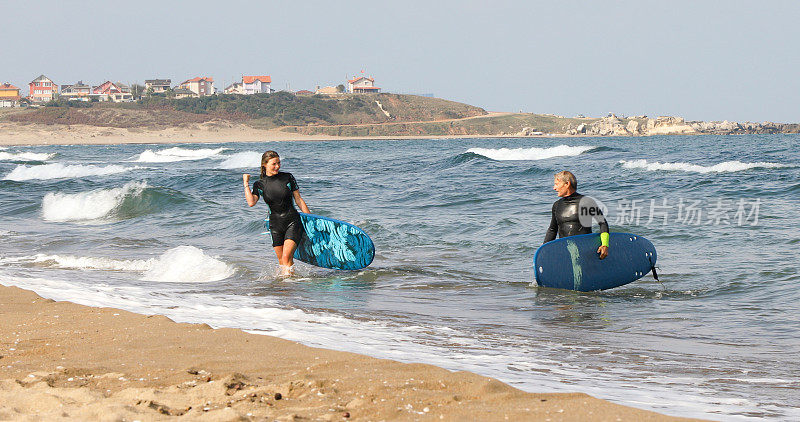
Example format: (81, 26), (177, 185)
(243, 174), (258, 207)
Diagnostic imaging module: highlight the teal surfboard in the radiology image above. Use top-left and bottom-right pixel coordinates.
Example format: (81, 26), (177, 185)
(533, 233), (657, 291)
(265, 212), (375, 270)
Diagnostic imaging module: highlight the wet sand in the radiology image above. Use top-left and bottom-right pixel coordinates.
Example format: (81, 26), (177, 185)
(0, 285), (701, 421)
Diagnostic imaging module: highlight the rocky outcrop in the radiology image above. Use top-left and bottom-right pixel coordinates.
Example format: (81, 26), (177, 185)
(516, 127), (543, 136)
(626, 120), (640, 134)
(686, 120), (794, 134)
(586, 116), (631, 136)
(690, 120), (739, 133)
(642, 116), (697, 135)
(640, 117), (800, 136)
(559, 114), (799, 137)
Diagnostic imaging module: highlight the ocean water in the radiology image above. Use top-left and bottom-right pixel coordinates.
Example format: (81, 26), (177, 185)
(0, 135), (798, 421)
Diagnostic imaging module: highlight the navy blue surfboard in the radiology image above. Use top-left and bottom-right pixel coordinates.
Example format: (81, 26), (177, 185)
(265, 212), (375, 270)
(533, 233), (657, 291)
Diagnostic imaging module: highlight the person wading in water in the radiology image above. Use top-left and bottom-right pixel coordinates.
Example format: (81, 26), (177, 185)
(243, 151), (311, 275)
(544, 170), (609, 259)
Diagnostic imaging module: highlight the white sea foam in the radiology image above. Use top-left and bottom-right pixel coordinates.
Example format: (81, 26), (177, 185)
(218, 151), (262, 169)
(31, 253), (152, 272)
(3, 163), (132, 181)
(0, 151), (55, 161)
(18, 246), (233, 283)
(619, 159), (790, 173)
(140, 246), (234, 282)
(467, 145), (598, 161)
(41, 181), (147, 222)
(134, 147), (226, 163)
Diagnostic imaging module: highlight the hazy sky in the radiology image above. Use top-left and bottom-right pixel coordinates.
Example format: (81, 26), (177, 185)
(2, 1), (798, 122)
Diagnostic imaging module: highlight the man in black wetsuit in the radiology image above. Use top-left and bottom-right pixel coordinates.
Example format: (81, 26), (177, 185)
(544, 171), (609, 259)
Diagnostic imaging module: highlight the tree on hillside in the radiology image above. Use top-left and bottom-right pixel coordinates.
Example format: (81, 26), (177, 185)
(336, 84), (345, 93)
(131, 84), (145, 100)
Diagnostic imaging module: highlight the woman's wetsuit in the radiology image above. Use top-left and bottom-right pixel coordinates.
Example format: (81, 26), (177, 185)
(251, 172), (304, 247)
(544, 192), (609, 244)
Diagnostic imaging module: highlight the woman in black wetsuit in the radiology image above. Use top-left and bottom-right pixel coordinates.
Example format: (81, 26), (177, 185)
(243, 151), (310, 274)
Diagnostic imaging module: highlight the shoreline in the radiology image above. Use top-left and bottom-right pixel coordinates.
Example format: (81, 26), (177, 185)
(0, 121), (703, 147)
(2, 120), (792, 147)
(0, 121), (556, 147)
(0, 284), (700, 421)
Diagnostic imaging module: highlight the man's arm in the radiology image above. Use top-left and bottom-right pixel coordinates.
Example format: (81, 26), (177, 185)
(544, 204), (558, 244)
(592, 199), (609, 259)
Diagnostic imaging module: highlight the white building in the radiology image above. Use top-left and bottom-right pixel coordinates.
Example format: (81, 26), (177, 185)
(242, 76), (272, 94)
(347, 75), (380, 94)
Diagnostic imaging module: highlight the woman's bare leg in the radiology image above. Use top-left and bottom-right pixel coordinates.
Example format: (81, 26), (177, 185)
(274, 240), (298, 276)
(281, 239), (298, 267)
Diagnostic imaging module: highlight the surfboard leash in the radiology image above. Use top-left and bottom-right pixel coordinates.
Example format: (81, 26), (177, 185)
(647, 256), (665, 291)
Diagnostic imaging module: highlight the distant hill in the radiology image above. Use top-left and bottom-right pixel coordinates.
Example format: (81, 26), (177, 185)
(4, 92), (487, 129)
(4, 93), (797, 137)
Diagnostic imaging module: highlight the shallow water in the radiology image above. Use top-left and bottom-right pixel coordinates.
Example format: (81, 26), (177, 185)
(1, 135), (798, 421)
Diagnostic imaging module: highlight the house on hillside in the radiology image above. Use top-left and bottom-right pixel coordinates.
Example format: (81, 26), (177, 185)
(172, 87), (195, 99)
(294, 90), (313, 96)
(145, 79), (171, 94)
(0, 83), (21, 107)
(315, 86), (339, 95)
(180, 77), (215, 96)
(93, 81), (133, 102)
(29, 75), (58, 102)
(60, 81), (92, 101)
(242, 76), (272, 94)
(347, 75), (380, 94)
(224, 82), (243, 94)
(223, 76), (273, 95)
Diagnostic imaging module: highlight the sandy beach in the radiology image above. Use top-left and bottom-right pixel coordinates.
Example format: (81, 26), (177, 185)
(0, 120), (559, 147)
(0, 121), (341, 146)
(0, 284), (702, 421)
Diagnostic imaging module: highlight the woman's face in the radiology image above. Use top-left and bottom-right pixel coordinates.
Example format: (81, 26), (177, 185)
(264, 157), (281, 176)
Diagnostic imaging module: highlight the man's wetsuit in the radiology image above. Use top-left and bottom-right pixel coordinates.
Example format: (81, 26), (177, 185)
(544, 192), (609, 244)
(252, 172), (304, 247)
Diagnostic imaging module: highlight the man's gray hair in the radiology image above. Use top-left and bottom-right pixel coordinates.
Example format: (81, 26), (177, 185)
(554, 171), (577, 189)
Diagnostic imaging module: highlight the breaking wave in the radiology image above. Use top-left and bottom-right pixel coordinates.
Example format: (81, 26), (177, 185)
(3, 163), (133, 181)
(0, 151), (55, 161)
(466, 145), (599, 161)
(27, 246), (234, 283)
(619, 159), (790, 173)
(133, 147), (226, 163)
(41, 181), (148, 222)
(219, 151), (262, 169)
(31, 253), (152, 272)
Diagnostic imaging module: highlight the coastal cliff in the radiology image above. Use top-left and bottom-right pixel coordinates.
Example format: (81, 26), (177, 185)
(566, 115), (799, 137)
(1, 93), (797, 140)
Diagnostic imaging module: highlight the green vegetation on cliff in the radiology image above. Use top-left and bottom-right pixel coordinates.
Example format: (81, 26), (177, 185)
(5, 93), (487, 129)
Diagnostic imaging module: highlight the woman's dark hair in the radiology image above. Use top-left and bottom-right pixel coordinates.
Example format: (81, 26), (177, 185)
(260, 150), (280, 178)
